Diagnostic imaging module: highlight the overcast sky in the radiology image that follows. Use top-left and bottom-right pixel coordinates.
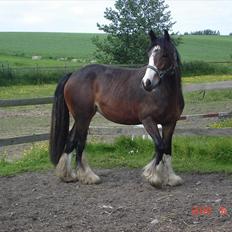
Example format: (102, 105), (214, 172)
(0, 0), (231, 35)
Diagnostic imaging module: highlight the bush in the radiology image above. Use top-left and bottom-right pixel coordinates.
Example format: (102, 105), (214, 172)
(0, 70), (63, 86)
(0, 65), (80, 86)
(182, 61), (231, 77)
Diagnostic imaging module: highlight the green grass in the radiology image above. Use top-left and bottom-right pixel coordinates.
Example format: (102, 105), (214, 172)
(0, 143), (52, 176)
(0, 84), (55, 99)
(0, 33), (231, 67)
(0, 136), (232, 176)
(210, 118), (232, 128)
(182, 61), (232, 77)
(0, 54), (76, 67)
(0, 32), (100, 60)
(178, 35), (232, 62)
(183, 75), (232, 84)
(184, 89), (232, 103)
(172, 136), (232, 172)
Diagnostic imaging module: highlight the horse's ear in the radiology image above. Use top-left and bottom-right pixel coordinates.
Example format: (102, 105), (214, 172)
(149, 30), (157, 42)
(164, 30), (170, 41)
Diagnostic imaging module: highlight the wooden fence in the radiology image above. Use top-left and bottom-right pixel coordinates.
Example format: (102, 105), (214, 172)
(0, 81), (232, 147)
(0, 127), (232, 147)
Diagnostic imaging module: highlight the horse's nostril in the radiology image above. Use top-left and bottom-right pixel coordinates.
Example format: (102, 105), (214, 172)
(146, 79), (151, 87)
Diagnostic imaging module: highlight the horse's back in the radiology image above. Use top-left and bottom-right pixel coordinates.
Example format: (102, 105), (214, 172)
(63, 64), (145, 124)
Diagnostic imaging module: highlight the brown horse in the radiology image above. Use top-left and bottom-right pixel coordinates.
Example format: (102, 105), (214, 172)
(49, 30), (184, 188)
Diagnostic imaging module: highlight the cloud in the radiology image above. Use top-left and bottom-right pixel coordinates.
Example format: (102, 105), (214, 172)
(21, 14), (46, 25)
(0, 0), (115, 32)
(166, 0), (232, 34)
(0, 0), (231, 34)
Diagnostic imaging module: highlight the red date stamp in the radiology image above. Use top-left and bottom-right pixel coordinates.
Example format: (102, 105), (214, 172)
(192, 206), (213, 216)
(192, 206), (228, 216)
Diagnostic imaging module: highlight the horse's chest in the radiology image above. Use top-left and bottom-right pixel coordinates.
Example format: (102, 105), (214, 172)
(152, 95), (183, 123)
(167, 100), (183, 121)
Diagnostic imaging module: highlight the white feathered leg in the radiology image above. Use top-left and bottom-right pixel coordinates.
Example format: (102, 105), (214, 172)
(143, 154), (183, 187)
(143, 158), (168, 188)
(55, 153), (78, 182)
(76, 154), (101, 184)
(164, 154), (183, 186)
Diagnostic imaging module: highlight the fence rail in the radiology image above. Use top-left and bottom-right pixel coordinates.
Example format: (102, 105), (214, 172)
(0, 97), (53, 107)
(0, 81), (232, 147)
(1, 127), (232, 147)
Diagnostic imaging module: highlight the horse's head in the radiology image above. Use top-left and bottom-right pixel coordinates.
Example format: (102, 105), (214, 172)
(142, 30), (176, 92)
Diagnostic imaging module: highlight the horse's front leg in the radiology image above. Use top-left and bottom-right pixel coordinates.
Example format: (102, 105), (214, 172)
(142, 117), (168, 188)
(162, 122), (183, 186)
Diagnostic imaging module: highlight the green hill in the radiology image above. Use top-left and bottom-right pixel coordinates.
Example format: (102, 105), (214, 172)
(0, 32), (99, 60)
(178, 35), (232, 62)
(0, 32), (231, 67)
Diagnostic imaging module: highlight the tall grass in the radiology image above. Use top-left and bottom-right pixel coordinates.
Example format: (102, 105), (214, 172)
(0, 64), (81, 86)
(0, 70), (62, 86)
(182, 61), (232, 77)
(210, 118), (232, 128)
(0, 136), (231, 176)
(0, 144), (52, 176)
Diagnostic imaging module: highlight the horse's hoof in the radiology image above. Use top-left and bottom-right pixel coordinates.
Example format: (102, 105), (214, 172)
(59, 176), (78, 183)
(148, 176), (163, 188)
(167, 174), (183, 186)
(57, 171), (78, 183)
(77, 168), (101, 185)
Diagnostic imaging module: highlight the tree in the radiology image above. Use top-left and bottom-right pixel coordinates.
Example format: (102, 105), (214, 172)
(189, 29), (220, 35)
(92, 0), (175, 64)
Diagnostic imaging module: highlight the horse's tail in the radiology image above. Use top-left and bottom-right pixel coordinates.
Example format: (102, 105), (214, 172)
(49, 73), (72, 165)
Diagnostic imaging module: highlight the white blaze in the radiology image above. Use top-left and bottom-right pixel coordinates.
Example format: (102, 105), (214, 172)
(142, 46), (161, 85)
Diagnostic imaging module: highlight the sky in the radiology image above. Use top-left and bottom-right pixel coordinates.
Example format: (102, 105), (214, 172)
(0, 0), (231, 35)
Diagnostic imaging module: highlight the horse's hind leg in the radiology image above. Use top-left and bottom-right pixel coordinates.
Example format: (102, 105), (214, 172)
(55, 124), (78, 182)
(75, 118), (101, 184)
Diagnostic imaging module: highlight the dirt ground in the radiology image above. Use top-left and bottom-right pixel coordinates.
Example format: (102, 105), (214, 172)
(0, 169), (231, 232)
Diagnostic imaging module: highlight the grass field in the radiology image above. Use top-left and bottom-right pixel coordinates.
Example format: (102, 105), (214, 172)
(178, 35), (232, 62)
(0, 32), (231, 67)
(0, 32), (98, 60)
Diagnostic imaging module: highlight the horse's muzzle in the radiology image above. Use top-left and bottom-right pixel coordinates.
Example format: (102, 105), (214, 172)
(142, 79), (152, 91)
(142, 78), (160, 92)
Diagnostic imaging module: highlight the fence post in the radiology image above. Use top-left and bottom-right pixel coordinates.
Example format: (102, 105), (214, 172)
(1, 64), (4, 74)
(64, 63), (67, 74)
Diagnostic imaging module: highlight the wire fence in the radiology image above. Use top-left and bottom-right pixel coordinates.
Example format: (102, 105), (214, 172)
(0, 63), (146, 85)
(0, 63), (79, 76)
(1, 61), (232, 77)
(1, 60), (232, 89)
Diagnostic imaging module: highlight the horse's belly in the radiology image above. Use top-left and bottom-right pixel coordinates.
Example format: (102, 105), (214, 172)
(96, 102), (140, 125)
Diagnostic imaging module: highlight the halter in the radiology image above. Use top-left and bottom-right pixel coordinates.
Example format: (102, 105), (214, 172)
(147, 64), (174, 79)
